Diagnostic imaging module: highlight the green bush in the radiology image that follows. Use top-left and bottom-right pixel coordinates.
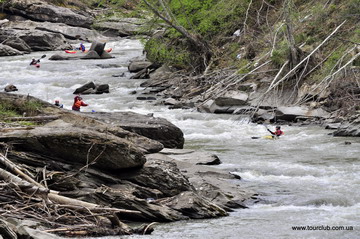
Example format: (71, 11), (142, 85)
(271, 40), (290, 67)
(144, 38), (191, 68)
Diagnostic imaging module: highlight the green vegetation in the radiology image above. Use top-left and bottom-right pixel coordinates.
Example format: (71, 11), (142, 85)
(0, 102), (20, 119)
(145, 38), (191, 67)
(0, 100), (43, 119)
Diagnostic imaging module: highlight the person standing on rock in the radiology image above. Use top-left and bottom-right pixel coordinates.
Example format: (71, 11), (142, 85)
(72, 95), (88, 111)
(267, 126), (284, 138)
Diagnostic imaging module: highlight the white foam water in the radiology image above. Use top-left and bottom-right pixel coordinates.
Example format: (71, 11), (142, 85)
(1, 39), (359, 239)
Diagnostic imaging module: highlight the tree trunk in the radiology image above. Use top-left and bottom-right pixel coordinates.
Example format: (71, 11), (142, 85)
(142, 0), (212, 71)
(284, 0), (299, 67)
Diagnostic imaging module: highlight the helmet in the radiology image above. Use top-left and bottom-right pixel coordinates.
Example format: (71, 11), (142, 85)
(276, 126), (281, 129)
(55, 100), (59, 103)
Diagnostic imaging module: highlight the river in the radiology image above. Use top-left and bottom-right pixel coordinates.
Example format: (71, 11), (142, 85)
(0, 39), (359, 239)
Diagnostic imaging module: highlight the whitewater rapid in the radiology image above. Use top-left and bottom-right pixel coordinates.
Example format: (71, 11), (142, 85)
(0, 39), (359, 239)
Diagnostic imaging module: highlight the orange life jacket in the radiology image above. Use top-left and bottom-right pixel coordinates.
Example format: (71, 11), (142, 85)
(74, 100), (82, 108)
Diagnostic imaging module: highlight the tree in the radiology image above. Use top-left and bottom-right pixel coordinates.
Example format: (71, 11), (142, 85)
(141, 0), (212, 73)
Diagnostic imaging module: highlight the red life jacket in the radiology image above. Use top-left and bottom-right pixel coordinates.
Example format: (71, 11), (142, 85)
(275, 129), (284, 136)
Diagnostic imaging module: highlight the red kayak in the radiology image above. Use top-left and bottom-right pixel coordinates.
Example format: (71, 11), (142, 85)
(65, 48), (113, 54)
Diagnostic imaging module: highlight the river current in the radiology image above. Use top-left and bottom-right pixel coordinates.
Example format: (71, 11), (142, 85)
(0, 39), (359, 239)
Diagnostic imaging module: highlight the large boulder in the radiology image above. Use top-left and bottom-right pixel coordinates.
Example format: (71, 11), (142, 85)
(84, 112), (185, 149)
(0, 123), (147, 170)
(4, 84), (18, 92)
(275, 106), (330, 121)
(160, 191), (228, 219)
(4, 0), (94, 28)
(333, 114), (360, 137)
(93, 18), (148, 37)
(128, 60), (153, 73)
(0, 28), (72, 51)
(214, 90), (249, 106)
(147, 151), (254, 211)
(2, 36), (31, 53)
(0, 44), (23, 56)
(1, 20), (101, 42)
(73, 82), (110, 94)
(120, 159), (194, 197)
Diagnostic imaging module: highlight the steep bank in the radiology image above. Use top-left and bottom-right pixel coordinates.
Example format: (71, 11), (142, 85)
(127, 0), (360, 134)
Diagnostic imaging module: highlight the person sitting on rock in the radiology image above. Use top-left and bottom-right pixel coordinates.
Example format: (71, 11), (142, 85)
(54, 100), (63, 108)
(267, 126), (284, 138)
(80, 43), (86, 52)
(72, 95), (88, 111)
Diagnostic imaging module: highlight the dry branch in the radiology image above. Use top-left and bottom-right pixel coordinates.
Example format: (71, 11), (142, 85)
(263, 20), (347, 95)
(5, 115), (59, 122)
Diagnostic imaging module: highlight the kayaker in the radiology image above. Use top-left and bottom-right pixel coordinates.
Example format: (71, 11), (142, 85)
(267, 126), (284, 138)
(54, 100), (63, 108)
(29, 58), (39, 65)
(80, 43), (85, 52)
(72, 95), (88, 111)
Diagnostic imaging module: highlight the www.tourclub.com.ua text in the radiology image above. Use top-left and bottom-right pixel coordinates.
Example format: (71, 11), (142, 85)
(292, 225), (354, 231)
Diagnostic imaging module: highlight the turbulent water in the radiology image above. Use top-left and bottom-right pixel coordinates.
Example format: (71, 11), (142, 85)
(1, 40), (359, 239)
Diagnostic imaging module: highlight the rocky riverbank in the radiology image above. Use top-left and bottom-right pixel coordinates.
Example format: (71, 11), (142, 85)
(0, 93), (255, 237)
(128, 58), (360, 136)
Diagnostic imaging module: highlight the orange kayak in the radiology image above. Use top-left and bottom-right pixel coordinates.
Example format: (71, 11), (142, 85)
(65, 48), (113, 54)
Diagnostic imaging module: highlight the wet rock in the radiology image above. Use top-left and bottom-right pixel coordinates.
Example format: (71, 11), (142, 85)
(73, 82), (96, 94)
(113, 73), (126, 77)
(333, 115), (360, 137)
(2, 36), (31, 53)
(84, 112), (185, 149)
(81, 41), (113, 59)
(48, 54), (71, 60)
(100, 186), (188, 222)
(324, 123), (341, 129)
(0, 44), (23, 56)
(4, 84), (18, 92)
(160, 148), (221, 165)
(96, 64), (122, 69)
(73, 82), (110, 95)
(137, 96), (156, 101)
(120, 159), (194, 197)
(128, 60), (153, 73)
(160, 191), (228, 219)
(147, 152), (254, 211)
(81, 50), (101, 59)
(95, 84), (110, 94)
(0, 28), (72, 51)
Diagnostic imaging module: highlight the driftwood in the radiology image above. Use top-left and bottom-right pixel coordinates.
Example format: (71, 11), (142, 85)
(0, 152), (144, 237)
(5, 115), (60, 122)
(263, 20), (347, 95)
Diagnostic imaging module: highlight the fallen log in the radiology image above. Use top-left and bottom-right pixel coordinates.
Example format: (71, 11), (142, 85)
(5, 115), (60, 122)
(0, 154), (141, 216)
